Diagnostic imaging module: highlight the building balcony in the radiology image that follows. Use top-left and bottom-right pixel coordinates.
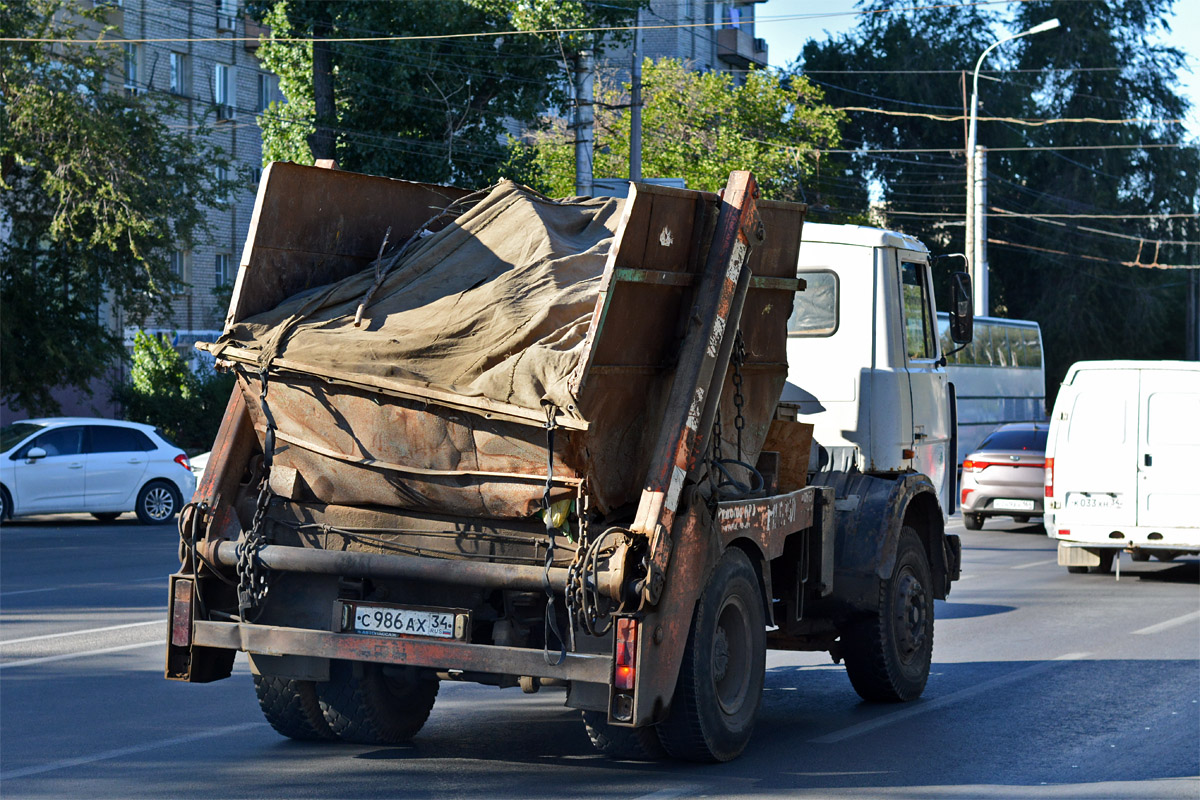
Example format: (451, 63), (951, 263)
(717, 27), (768, 70)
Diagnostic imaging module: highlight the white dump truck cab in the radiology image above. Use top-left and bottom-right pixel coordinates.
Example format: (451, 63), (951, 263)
(782, 222), (972, 514)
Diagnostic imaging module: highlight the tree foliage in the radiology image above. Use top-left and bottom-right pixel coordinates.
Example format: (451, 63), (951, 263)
(800, 0), (1199, 395)
(114, 332), (234, 453)
(0, 0), (234, 414)
(515, 59), (844, 200)
(252, 0), (644, 186)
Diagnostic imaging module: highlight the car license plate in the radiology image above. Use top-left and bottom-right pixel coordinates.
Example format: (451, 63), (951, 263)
(993, 498), (1036, 511)
(338, 601), (465, 640)
(1066, 494), (1123, 510)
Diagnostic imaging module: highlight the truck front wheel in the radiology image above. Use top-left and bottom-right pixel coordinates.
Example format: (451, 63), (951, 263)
(317, 660), (438, 745)
(657, 547), (765, 763)
(254, 675), (336, 741)
(843, 527), (934, 702)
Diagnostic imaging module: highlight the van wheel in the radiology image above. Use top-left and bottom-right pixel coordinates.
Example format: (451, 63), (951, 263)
(317, 660), (438, 744)
(963, 514), (983, 531)
(1089, 551), (1115, 574)
(1066, 566), (1089, 574)
(657, 548), (765, 763)
(581, 711), (666, 760)
(135, 481), (181, 525)
(0, 485), (10, 522)
(254, 675), (336, 741)
(843, 527), (934, 702)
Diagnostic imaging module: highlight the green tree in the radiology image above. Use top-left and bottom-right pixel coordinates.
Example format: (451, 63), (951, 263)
(517, 59), (845, 200)
(1, 0), (234, 414)
(251, 0), (644, 186)
(115, 331), (234, 453)
(800, 0), (1198, 394)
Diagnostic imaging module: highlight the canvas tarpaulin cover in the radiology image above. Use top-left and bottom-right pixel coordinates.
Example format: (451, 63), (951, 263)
(214, 181), (623, 420)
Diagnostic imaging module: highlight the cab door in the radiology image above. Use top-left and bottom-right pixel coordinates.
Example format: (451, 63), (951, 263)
(1136, 368), (1200, 529)
(899, 257), (951, 511)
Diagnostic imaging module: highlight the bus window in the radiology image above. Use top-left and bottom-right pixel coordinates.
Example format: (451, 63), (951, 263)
(1022, 327), (1042, 368)
(993, 325), (1010, 367)
(1008, 325), (1027, 367)
(788, 270), (838, 337)
(937, 316), (957, 363)
(969, 323), (991, 365)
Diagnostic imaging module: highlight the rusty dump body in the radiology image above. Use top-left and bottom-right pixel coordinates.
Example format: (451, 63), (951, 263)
(168, 163), (849, 751)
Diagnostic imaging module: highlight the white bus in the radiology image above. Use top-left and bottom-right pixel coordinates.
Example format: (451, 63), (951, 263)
(937, 314), (1047, 459)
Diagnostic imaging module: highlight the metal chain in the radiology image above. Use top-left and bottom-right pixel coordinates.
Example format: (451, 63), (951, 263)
(237, 366), (275, 620)
(732, 329), (747, 461)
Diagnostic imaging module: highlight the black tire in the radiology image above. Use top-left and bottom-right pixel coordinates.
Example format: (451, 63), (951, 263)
(1154, 552), (1177, 563)
(963, 514), (983, 531)
(1130, 550), (1151, 562)
(1090, 550), (1115, 574)
(0, 485), (10, 522)
(92, 512), (121, 522)
(254, 675), (337, 741)
(135, 480), (181, 525)
(843, 527), (934, 703)
(317, 660), (438, 745)
(657, 547), (766, 763)
(1066, 566), (1089, 574)
(1013, 515), (1031, 524)
(581, 710), (666, 761)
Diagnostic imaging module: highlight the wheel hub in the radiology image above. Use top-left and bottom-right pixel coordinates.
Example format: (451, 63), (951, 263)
(145, 488), (173, 521)
(893, 572), (927, 661)
(712, 627), (730, 682)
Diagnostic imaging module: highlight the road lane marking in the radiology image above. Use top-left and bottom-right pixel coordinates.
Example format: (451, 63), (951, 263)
(1133, 610), (1200, 635)
(0, 722), (267, 781)
(808, 653), (1090, 744)
(0, 576), (165, 597)
(0, 618), (164, 646)
(1010, 558), (1058, 570)
(0, 587), (57, 597)
(634, 786), (706, 800)
(0, 640), (161, 670)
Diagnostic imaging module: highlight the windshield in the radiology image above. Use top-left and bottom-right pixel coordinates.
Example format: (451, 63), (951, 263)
(1, 422), (46, 452)
(979, 428), (1048, 452)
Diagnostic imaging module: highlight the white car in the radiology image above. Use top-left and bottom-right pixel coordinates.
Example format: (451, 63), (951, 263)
(0, 418), (196, 525)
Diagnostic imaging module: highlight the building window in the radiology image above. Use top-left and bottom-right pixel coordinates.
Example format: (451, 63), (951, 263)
(257, 72), (279, 113)
(123, 43), (140, 94)
(216, 0), (238, 31)
(169, 250), (190, 282)
(215, 253), (232, 286)
(214, 63), (236, 119)
(169, 52), (189, 95)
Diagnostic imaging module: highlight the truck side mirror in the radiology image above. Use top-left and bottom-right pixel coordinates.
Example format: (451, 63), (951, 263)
(949, 271), (974, 344)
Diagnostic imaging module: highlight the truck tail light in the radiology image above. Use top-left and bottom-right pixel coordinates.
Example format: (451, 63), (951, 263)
(614, 617), (638, 691)
(1044, 457), (1054, 498)
(171, 578), (194, 647)
(175, 453), (192, 472)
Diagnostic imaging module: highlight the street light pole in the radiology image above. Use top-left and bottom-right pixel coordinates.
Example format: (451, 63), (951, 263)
(966, 17), (1060, 317)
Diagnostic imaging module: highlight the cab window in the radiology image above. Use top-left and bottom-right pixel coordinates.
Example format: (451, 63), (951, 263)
(900, 261), (935, 360)
(787, 270), (838, 337)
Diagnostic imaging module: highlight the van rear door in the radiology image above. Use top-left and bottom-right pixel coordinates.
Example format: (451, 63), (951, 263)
(1056, 368), (1138, 528)
(1137, 368), (1200, 529)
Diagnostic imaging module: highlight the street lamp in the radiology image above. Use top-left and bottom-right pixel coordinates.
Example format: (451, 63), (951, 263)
(965, 17), (1060, 317)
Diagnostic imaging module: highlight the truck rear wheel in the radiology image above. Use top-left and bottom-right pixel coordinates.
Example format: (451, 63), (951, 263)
(253, 675), (336, 741)
(581, 711), (666, 760)
(843, 527), (933, 702)
(317, 660), (438, 745)
(657, 547), (765, 763)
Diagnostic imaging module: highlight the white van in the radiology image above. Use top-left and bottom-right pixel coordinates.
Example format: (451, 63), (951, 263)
(1045, 360), (1200, 573)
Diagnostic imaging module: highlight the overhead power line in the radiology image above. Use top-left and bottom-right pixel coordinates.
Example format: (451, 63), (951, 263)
(835, 107), (1188, 126)
(988, 238), (1199, 269)
(888, 210), (1199, 220)
(991, 208), (1199, 246)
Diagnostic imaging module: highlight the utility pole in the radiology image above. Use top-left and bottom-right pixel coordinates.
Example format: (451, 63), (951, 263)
(973, 145), (989, 317)
(574, 49), (594, 196)
(630, 12), (642, 182)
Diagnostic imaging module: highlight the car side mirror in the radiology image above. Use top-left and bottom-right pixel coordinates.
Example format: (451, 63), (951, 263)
(25, 446), (47, 461)
(949, 271), (974, 344)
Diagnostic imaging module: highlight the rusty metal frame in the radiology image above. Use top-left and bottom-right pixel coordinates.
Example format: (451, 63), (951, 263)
(191, 620), (611, 683)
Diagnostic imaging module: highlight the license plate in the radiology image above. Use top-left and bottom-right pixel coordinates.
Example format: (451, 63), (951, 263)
(339, 601), (465, 640)
(993, 498), (1036, 511)
(1066, 494), (1123, 510)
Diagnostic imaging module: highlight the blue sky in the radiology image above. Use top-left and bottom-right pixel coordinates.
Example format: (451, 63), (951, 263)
(755, 0), (1200, 141)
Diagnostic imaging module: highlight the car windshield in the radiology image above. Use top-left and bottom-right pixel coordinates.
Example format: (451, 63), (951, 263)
(1, 422), (46, 452)
(979, 429), (1048, 452)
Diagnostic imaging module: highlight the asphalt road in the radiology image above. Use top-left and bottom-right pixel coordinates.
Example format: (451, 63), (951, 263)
(1, 513), (1197, 799)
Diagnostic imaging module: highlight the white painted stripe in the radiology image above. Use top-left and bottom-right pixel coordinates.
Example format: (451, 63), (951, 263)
(808, 653), (1090, 744)
(1010, 558), (1058, 570)
(0, 722), (267, 781)
(1133, 610), (1200, 636)
(0, 618), (164, 645)
(0, 587), (56, 598)
(664, 466), (686, 514)
(0, 639), (161, 670)
(635, 786), (705, 800)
